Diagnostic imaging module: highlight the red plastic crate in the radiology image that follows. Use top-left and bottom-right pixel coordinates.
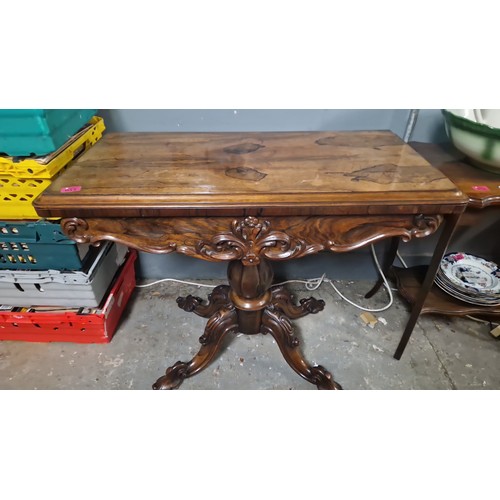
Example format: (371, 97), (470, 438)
(0, 250), (137, 343)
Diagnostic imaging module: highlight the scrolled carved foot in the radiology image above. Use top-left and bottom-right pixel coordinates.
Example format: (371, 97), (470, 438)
(261, 306), (342, 390)
(270, 285), (325, 319)
(298, 297), (326, 315)
(310, 365), (343, 390)
(176, 295), (203, 312)
(153, 361), (189, 390)
(154, 305), (239, 390)
(176, 285), (230, 318)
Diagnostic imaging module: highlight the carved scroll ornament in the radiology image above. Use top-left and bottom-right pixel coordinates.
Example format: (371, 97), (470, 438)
(188, 216), (322, 265)
(60, 214), (443, 265)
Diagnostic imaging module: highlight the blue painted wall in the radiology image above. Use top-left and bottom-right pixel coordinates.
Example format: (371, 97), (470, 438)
(99, 109), (447, 142)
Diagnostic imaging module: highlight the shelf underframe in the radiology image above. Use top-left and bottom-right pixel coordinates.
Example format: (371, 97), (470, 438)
(392, 265), (500, 317)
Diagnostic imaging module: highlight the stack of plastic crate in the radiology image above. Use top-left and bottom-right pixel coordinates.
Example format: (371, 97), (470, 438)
(0, 110), (136, 343)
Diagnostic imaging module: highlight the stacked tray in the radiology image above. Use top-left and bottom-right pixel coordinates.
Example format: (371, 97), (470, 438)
(0, 116), (105, 179)
(435, 252), (500, 306)
(0, 116), (105, 220)
(0, 242), (128, 307)
(0, 109), (98, 157)
(0, 219), (90, 270)
(0, 112), (136, 343)
(0, 250), (137, 344)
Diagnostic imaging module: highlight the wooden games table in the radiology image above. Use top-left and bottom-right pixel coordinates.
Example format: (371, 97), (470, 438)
(34, 131), (468, 389)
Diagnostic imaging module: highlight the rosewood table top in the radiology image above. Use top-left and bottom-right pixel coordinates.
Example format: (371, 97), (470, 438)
(33, 131), (468, 389)
(34, 131), (466, 218)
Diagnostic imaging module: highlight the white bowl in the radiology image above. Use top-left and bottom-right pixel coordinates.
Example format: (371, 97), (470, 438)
(442, 109), (500, 174)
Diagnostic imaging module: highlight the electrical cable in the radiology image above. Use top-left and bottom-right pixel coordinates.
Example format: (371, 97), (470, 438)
(136, 278), (216, 289)
(396, 250), (408, 268)
(325, 245), (394, 312)
(403, 109), (419, 143)
(136, 244), (395, 313)
(465, 315), (499, 326)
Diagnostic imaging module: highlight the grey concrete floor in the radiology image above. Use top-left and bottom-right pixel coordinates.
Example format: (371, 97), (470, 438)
(0, 278), (499, 390)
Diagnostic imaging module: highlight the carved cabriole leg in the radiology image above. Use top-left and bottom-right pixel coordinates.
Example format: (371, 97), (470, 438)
(176, 285), (231, 318)
(225, 256), (340, 389)
(261, 307), (342, 390)
(270, 286), (325, 319)
(153, 305), (238, 389)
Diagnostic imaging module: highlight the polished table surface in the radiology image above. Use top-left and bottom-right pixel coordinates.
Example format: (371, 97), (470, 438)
(34, 131), (468, 389)
(35, 131), (464, 217)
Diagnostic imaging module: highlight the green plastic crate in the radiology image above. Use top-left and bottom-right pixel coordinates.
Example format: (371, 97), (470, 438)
(0, 109), (97, 157)
(0, 220), (88, 271)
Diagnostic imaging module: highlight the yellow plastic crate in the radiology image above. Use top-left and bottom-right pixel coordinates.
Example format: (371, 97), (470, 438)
(0, 177), (52, 219)
(0, 116), (105, 179)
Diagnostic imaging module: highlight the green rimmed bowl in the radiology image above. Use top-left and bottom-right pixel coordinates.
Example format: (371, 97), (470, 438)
(442, 109), (500, 175)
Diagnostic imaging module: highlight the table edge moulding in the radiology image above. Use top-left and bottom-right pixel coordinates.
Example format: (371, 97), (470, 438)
(33, 131), (469, 389)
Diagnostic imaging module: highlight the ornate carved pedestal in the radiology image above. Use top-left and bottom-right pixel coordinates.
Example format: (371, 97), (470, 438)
(61, 213), (445, 390)
(155, 265), (340, 390)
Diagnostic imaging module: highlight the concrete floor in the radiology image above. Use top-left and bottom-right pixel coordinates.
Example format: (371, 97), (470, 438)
(0, 278), (499, 390)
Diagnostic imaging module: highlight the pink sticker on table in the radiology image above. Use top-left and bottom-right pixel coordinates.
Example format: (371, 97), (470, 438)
(60, 186), (82, 193)
(472, 185), (490, 192)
